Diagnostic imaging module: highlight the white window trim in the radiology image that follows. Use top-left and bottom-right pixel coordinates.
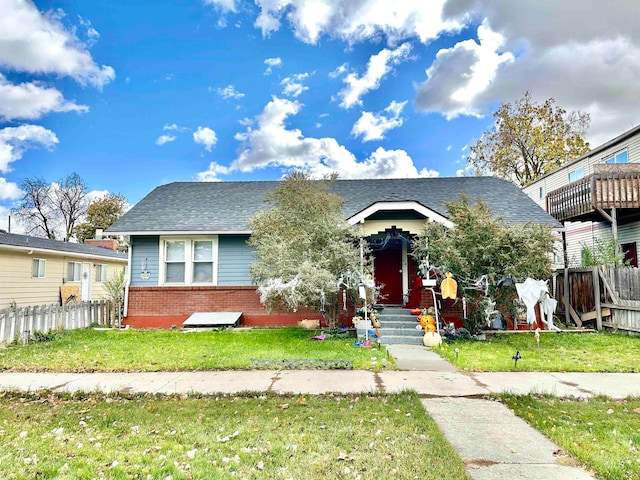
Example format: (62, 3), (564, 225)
(158, 236), (219, 286)
(68, 261), (82, 282)
(32, 258), (46, 278)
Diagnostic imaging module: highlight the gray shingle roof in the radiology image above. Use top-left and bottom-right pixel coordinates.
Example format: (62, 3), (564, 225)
(107, 177), (562, 234)
(0, 232), (127, 260)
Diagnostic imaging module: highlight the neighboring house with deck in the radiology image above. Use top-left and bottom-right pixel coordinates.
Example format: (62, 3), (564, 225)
(0, 231), (128, 309)
(107, 177), (560, 328)
(522, 124), (640, 267)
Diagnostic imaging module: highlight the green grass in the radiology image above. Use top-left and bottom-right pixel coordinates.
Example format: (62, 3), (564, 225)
(0, 328), (392, 372)
(438, 332), (640, 372)
(0, 391), (470, 480)
(502, 395), (640, 480)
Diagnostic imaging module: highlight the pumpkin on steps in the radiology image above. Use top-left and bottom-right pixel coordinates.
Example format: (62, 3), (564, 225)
(418, 314), (435, 331)
(423, 331), (442, 347)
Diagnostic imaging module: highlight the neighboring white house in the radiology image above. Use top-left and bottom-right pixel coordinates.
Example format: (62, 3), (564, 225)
(0, 231), (128, 309)
(522, 124), (640, 267)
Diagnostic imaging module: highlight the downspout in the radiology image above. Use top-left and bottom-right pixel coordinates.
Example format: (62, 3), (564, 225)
(123, 236), (132, 319)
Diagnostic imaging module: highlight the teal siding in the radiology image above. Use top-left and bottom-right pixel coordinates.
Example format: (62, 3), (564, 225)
(130, 236), (160, 286)
(218, 235), (255, 285)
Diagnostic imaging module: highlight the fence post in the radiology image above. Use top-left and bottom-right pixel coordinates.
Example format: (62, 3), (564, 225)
(0, 308), (7, 344)
(592, 267), (603, 330)
(9, 308), (17, 342)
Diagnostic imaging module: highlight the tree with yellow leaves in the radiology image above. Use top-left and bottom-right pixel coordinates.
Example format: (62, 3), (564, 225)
(469, 92), (590, 187)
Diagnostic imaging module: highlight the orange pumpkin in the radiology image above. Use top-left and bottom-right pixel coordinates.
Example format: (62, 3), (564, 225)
(419, 314), (435, 330)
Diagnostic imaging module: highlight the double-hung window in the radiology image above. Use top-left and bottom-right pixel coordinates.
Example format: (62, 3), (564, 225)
(161, 237), (217, 285)
(193, 240), (214, 283)
(95, 264), (108, 282)
(605, 150), (628, 164)
(164, 240), (186, 283)
(32, 258), (46, 278)
(67, 261), (82, 282)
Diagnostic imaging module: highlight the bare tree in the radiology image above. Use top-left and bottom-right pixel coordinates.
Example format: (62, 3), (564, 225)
(13, 177), (59, 239)
(54, 173), (89, 241)
(12, 173), (89, 241)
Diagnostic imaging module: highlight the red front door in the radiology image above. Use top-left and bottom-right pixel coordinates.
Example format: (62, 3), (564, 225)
(374, 248), (403, 304)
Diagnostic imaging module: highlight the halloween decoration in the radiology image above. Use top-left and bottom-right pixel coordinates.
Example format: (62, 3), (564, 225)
(441, 272), (458, 299)
(423, 331), (442, 347)
(515, 278), (560, 330)
(512, 350), (522, 368)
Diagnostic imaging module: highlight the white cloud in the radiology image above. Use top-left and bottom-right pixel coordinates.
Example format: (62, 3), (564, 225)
(204, 0), (239, 13)
(352, 100), (407, 142)
(217, 84), (245, 99)
(0, 177), (22, 200)
(281, 73), (310, 97)
(415, 20), (514, 119)
(0, 74), (88, 121)
(0, 1), (115, 88)
(456, 164), (477, 177)
(0, 204), (25, 233)
(193, 126), (218, 151)
(255, 0), (462, 45)
(329, 63), (348, 79)
(232, 96), (437, 179)
(446, 145), (452, 151)
(0, 125), (59, 173)
(416, 1), (640, 142)
(264, 57), (282, 75)
(196, 162), (231, 181)
(338, 43), (412, 109)
(78, 16), (100, 47)
(155, 135), (176, 146)
(163, 123), (187, 131)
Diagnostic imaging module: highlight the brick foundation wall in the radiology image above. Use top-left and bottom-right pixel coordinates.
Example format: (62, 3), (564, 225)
(125, 286), (337, 329)
(419, 288), (465, 328)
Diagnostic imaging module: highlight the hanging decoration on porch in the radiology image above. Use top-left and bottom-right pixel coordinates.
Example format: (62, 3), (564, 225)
(441, 272), (458, 299)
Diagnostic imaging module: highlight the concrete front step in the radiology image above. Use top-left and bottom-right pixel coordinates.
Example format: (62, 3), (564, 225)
(365, 307), (429, 345)
(380, 335), (425, 345)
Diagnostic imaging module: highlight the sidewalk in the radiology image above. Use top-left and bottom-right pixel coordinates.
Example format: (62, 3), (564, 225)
(1, 369), (638, 398)
(1, 346), (635, 479)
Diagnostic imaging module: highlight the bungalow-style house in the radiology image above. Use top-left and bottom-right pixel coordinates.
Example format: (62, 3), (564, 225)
(522, 124), (640, 267)
(107, 177), (561, 328)
(0, 231), (128, 309)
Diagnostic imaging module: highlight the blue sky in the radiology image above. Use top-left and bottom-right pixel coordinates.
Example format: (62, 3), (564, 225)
(2, 1), (640, 232)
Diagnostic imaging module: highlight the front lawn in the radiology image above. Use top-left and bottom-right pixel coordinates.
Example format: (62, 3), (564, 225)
(503, 395), (640, 480)
(438, 332), (640, 372)
(0, 327), (391, 372)
(0, 391), (470, 480)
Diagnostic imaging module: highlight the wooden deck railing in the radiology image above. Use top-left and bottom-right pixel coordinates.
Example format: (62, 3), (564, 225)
(547, 165), (640, 221)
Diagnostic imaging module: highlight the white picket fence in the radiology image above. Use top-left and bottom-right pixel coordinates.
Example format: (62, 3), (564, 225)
(0, 300), (121, 344)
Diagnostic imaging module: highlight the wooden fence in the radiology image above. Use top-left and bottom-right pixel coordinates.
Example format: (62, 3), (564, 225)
(553, 266), (640, 333)
(0, 300), (122, 345)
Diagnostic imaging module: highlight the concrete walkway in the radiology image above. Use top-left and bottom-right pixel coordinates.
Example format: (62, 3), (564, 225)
(1, 346), (636, 479)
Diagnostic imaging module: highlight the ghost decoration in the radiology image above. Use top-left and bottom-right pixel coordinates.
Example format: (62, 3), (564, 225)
(515, 278), (559, 331)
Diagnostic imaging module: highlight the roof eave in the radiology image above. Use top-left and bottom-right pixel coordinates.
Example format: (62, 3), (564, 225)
(107, 230), (253, 236)
(0, 244), (127, 261)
